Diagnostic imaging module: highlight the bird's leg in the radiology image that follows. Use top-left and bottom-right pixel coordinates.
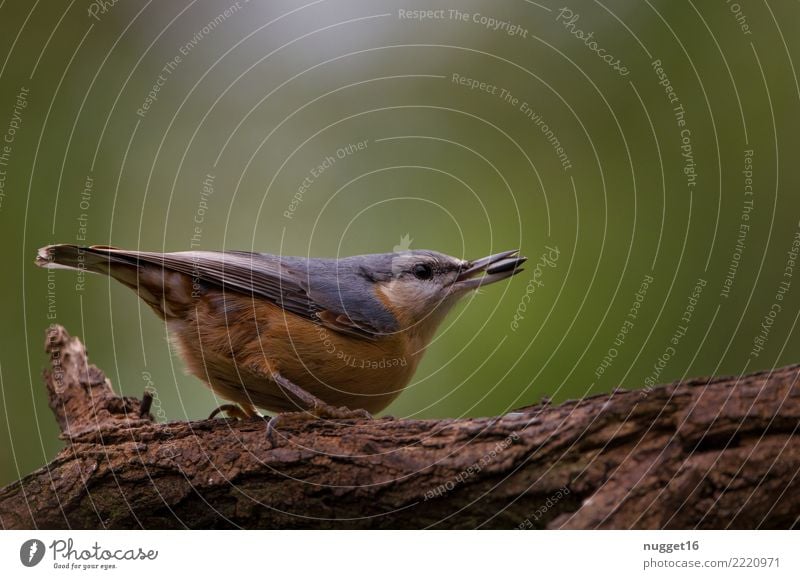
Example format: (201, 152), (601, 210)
(208, 402), (259, 420)
(271, 371), (372, 419)
(267, 371), (372, 444)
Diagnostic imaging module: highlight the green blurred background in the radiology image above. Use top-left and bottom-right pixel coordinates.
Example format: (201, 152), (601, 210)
(1, 0), (799, 486)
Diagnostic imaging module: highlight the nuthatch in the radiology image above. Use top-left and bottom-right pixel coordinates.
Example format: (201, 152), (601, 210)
(36, 245), (526, 422)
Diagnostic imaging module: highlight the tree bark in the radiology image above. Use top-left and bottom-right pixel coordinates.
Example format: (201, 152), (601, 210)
(1, 324), (798, 529)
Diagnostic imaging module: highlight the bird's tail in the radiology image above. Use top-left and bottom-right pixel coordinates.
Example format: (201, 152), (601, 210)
(35, 244), (192, 319)
(35, 244), (127, 274)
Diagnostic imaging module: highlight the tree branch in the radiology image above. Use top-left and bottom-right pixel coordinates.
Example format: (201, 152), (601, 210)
(1, 325), (799, 529)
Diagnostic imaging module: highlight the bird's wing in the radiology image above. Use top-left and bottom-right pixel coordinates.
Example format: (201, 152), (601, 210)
(101, 247), (395, 339)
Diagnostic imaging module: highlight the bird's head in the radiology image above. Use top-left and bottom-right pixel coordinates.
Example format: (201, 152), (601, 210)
(361, 249), (526, 341)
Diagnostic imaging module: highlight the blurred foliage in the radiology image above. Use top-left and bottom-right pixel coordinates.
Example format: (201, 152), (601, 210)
(1, 0), (799, 485)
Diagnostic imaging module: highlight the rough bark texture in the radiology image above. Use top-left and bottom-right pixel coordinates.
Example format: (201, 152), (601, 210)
(1, 325), (799, 529)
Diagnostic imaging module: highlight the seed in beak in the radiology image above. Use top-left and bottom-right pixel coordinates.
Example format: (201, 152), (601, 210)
(457, 249), (520, 281)
(486, 256), (527, 275)
(453, 249), (527, 290)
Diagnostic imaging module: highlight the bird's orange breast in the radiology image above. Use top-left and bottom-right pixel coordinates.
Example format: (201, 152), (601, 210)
(169, 289), (421, 414)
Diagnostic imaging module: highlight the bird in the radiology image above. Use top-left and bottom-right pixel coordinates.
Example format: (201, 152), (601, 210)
(35, 244), (526, 423)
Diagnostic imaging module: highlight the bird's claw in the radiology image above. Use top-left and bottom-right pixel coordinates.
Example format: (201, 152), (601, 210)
(208, 403), (250, 420)
(266, 404), (373, 445)
(310, 403), (372, 421)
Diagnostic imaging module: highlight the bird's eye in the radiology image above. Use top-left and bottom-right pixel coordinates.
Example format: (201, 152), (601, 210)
(412, 263), (433, 280)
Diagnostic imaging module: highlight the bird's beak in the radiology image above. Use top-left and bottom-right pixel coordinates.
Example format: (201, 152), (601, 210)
(452, 249), (527, 291)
